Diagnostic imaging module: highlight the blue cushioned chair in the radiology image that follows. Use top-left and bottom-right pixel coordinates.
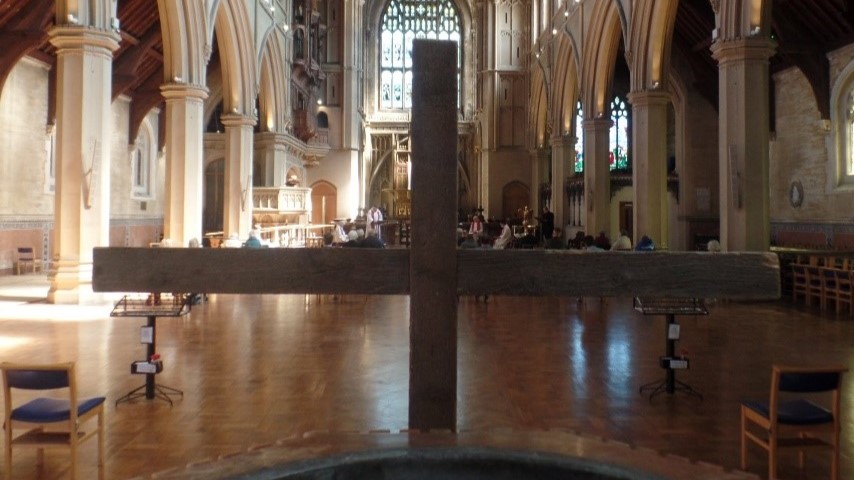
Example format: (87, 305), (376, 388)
(1, 362), (105, 479)
(740, 364), (848, 480)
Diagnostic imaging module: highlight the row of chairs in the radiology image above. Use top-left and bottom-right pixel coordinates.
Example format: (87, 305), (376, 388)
(792, 264), (853, 314)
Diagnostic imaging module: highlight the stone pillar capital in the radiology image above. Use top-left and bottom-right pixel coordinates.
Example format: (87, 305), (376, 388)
(48, 25), (120, 55)
(550, 135), (576, 148)
(626, 90), (671, 107)
(581, 118), (613, 133)
(710, 37), (776, 65)
(220, 113), (257, 128)
(160, 83), (209, 101)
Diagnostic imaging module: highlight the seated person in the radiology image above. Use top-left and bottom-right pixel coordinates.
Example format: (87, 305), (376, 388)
(243, 230), (263, 248)
(333, 221), (349, 244)
(706, 239), (721, 252)
(593, 231), (611, 250)
(223, 232), (242, 248)
(361, 229), (385, 248)
(343, 230), (361, 247)
(460, 234), (479, 249)
(493, 219), (513, 249)
(468, 215), (484, 238)
(610, 235), (633, 251)
(635, 235), (655, 251)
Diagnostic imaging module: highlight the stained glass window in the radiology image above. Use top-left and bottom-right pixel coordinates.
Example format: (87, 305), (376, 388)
(610, 96), (629, 170)
(380, 0), (461, 109)
(848, 92), (854, 176)
(574, 98), (631, 173)
(574, 101), (584, 173)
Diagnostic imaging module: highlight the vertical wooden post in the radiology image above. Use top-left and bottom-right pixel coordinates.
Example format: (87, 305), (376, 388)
(409, 40), (458, 430)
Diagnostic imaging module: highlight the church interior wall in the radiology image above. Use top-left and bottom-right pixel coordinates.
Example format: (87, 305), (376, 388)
(486, 150), (532, 219)
(306, 150), (356, 219)
(0, 58), (53, 216)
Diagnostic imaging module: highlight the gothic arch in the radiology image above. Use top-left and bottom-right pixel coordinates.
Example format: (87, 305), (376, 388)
(581, 0), (623, 119)
(552, 32), (580, 137)
(718, 0), (771, 41)
(157, 0), (210, 85)
(628, 0), (678, 92)
(258, 29), (290, 133)
(212, 0), (257, 115)
(530, 62), (549, 148)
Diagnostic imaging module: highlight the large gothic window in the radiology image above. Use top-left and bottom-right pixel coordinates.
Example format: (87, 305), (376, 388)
(574, 101), (584, 173)
(379, 0), (461, 110)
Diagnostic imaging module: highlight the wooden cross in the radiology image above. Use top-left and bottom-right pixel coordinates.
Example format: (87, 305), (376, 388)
(93, 40), (780, 432)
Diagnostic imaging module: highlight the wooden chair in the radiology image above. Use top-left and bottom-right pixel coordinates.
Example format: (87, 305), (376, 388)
(819, 267), (838, 311)
(791, 264), (808, 303)
(804, 265), (825, 309)
(16, 247), (43, 275)
(833, 269), (853, 315)
(741, 364), (848, 480)
(1, 362), (105, 480)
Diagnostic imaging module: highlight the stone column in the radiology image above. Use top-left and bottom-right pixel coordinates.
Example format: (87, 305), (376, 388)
(47, 26), (119, 304)
(550, 135), (574, 232)
(254, 132), (288, 186)
(582, 118), (612, 237)
(628, 90), (670, 249)
(220, 113), (256, 238)
(160, 84), (208, 246)
(711, 38), (775, 251)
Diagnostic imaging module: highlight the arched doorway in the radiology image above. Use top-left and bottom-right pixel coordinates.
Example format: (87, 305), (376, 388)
(311, 181), (337, 225)
(204, 159), (225, 234)
(502, 181), (529, 221)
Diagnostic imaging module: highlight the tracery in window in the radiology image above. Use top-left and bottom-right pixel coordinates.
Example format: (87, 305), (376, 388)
(574, 97), (631, 172)
(379, 0), (461, 109)
(610, 96), (629, 170)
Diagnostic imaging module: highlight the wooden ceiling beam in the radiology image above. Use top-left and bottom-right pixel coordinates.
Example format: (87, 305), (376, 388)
(128, 66), (164, 142)
(112, 26), (161, 100)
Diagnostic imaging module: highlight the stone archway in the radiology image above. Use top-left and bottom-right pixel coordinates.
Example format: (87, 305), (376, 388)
(311, 181), (337, 225)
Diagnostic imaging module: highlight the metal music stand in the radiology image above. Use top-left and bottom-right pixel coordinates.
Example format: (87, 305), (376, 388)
(633, 297), (708, 400)
(112, 294), (189, 406)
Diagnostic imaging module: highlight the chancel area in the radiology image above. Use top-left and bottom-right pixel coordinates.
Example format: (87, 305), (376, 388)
(1, 0), (854, 479)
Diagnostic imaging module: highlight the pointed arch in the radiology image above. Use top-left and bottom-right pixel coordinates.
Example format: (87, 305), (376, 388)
(258, 29), (290, 133)
(157, 0), (210, 85)
(212, 0), (258, 115)
(529, 62), (548, 148)
(581, 0), (623, 119)
(552, 31), (580, 137)
(629, 0), (678, 91)
(719, 0), (771, 40)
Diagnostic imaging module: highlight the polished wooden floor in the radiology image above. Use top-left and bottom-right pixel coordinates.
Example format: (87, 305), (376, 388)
(0, 275), (851, 479)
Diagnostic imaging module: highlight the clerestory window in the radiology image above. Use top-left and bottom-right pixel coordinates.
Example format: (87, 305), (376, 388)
(379, 0), (461, 110)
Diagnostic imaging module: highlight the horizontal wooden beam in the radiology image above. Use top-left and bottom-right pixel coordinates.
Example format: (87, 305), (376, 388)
(94, 248), (779, 300)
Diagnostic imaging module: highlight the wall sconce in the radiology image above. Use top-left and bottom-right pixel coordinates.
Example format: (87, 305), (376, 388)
(749, 25), (761, 36)
(535, 52), (540, 58)
(552, 28), (557, 35)
(564, 10), (569, 17)
(651, 81), (661, 90)
(231, 107), (239, 114)
(67, 13), (78, 24)
(173, 75), (183, 83)
(317, 98), (323, 105)
(282, 23), (290, 31)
